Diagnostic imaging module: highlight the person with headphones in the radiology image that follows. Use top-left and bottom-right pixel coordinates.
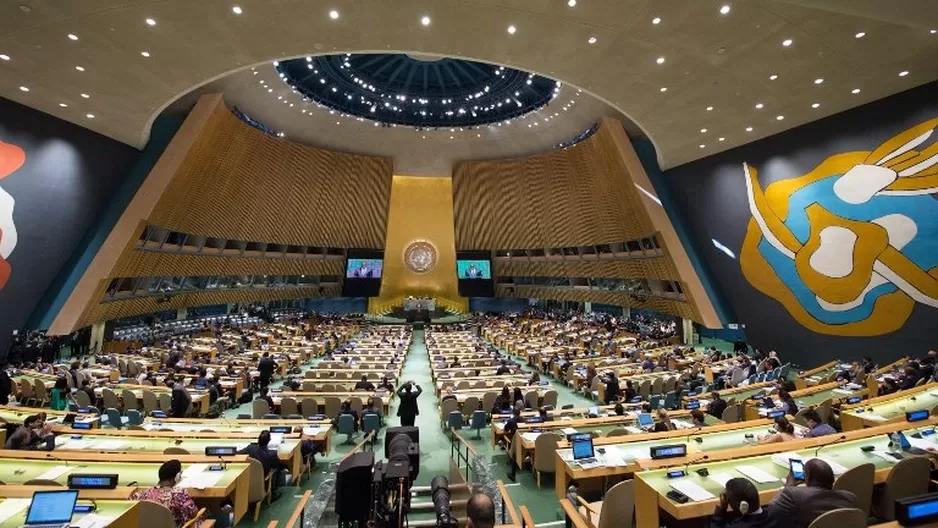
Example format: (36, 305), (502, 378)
(711, 477), (779, 527)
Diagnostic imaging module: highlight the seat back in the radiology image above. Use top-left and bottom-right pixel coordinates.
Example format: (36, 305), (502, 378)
(121, 389), (139, 411)
(33, 379), (50, 402)
(73, 390), (92, 408)
(807, 508), (866, 528)
(126, 409), (143, 426)
(524, 391), (538, 410)
(158, 393), (171, 413)
(163, 447), (190, 455)
(543, 390), (559, 408)
(533, 433), (561, 473)
(135, 500), (176, 528)
(280, 397), (299, 417)
(470, 410), (487, 430)
(337, 414), (356, 435)
(320, 383), (336, 392)
(252, 399), (270, 419)
(834, 463), (875, 516)
(348, 397), (364, 415)
(816, 398), (833, 424)
(456, 381), (470, 390)
(324, 396), (342, 419)
(102, 388), (120, 410)
(880, 456), (932, 520)
(447, 410), (463, 430)
(141, 390), (159, 415)
(440, 398), (458, 418)
(302, 381), (316, 392)
(462, 396), (480, 417)
(106, 407), (123, 429)
(651, 377), (664, 395)
(638, 380), (651, 399)
(362, 413), (381, 436)
(598, 479), (635, 528)
(606, 428), (629, 437)
(721, 405), (738, 423)
(792, 408), (811, 427)
(300, 398), (318, 417)
(663, 377), (676, 394)
(481, 392), (497, 413)
(247, 458), (268, 503)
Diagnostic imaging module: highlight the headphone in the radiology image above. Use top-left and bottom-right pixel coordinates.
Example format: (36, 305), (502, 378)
(738, 500), (750, 515)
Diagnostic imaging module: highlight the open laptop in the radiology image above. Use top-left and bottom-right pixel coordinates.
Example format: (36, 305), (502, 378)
(21, 489), (79, 528)
(637, 413), (655, 429)
(572, 435), (597, 465)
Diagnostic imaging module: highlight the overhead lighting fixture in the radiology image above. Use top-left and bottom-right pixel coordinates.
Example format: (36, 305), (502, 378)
(700, 128), (708, 133)
(141, 51), (151, 57)
(776, 115), (784, 120)
(660, 87), (667, 92)
(68, 33), (79, 41)
(59, 103), (68, 107)
(814, 78), (824, 84)
(769, 74), (778, 80)
(588, 36), (597, 44)
(145, 18), (156, 26)
(718, 137), (725, 142)
(931, 29), (937, 34)
(899, 70), (909, 77)
(656, 56), (665, 64)
(507, 25), (516, 34)
(75, 65), (85, 71)
(811, 103), (820, 108)
(706, 106), (713, 111)
(568, 0), (576, 6)
(80, 93), (90, 98)
(855, 32), (865, 39)
(719, 5), (731, 15)
(232, 5), (243, 14)
(699, 144), (706, 148)
(755, 103), (764, 109)
(329, 9), (339, 19)
(652, 17), (661, 25)
(782, 38), (793, 46)
(851, 88), (861, 94)
(86, 113), (95, 119)
(19, 86), (29, 92)
(746, 126), (753, 132)
(421, 15), (431, 26)
(0, 54), (9, 61)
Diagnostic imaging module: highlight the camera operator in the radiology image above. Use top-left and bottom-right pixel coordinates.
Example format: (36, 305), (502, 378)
(466, 493), (495, 528)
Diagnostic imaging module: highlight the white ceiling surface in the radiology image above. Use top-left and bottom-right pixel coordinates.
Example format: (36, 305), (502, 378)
(170, 64), (620, 175)
(0, 0), (937, 169)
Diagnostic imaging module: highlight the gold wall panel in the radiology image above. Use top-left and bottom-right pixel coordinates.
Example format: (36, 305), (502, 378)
(149, 99), (393, 248)
(494, 257), (679, 281)
(115, 250), (344, 278)
(496, 285), (698, 320)
(374, 176), (465, 311)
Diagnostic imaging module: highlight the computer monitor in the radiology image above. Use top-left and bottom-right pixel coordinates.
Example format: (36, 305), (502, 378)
(24, 490), (79, 526)
(587, 406), (599, 417)
(637, 413), (654, 427)
(571, 436), (595, 460)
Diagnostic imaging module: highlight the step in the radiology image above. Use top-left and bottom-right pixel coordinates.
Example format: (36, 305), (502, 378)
(411, 483), (470, 495)
(406, 516), (465, 528)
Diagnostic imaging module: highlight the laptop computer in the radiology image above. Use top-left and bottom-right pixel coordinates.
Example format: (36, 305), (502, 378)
(21, 490), (79, 528)
(637, 413), (655, 428)
(572, 435), (596, 464)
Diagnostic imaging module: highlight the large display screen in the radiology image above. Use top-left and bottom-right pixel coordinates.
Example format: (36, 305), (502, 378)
(457, 260), (491, 279)
(346, 259), (384, 279)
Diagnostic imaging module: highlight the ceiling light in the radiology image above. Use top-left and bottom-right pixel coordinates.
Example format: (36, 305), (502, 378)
(700, 128), (708, 133)
(86, 114), (95, 119)
(507, 25), (516, 34)
(699, 144), (706, 148)
(568, 0), (576, 6)
(652, 17), (661, 25)
(421, 16), (431, 26)
(719, 5), (731, 15)
(746, 126), (753, 132)
(588, 36), (597, 44)
(718, 137), (725, 142)
(899, 70), (909, 77)
(145, 18), (156, 26)
(769, 74), (778, 80)
(776, 115), (784, 120)
(811, 103), (820, 108)
(932, 29), (937, 34)
(755, 103), (764, 109)
(68, 33), (79, 41)
(75, 66), (85, 71)
(851, 88), (861, 94)
(141, 51), (151, 57)
(660, 87), (667, 92)
(656, 57), (665, 64)
(232, 5), (243, 14)
(19, 86), (29, 92)
(782, 38), (793, 46)
(706, 106), (713, 111)
(0, 54), (9, 61)
(59, 103), (68, 107)
(814, 78), (824, 84)
(80, 93), (89, 98)
(855, 32), (865, 38)
(329, 9), (339, 19)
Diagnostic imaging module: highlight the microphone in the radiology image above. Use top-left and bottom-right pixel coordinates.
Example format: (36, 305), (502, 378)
(814, 434), (848, 458)
(217, 455), (228, 470)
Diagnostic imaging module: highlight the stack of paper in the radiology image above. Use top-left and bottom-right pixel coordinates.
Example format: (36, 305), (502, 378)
(71, 514), (114, 528)
(0, 499), (30, 524)
(302, 426), (321, 436)
(770, 452), (801, 469)
(269, 433), (284, 448)
(520, 432), (541, 442)
(869, 451), (901, 464)
(832, 388), (853, 395)
(864, 414), (887, 422)
(708, 472), (734, 487)
(95, 440), (126, 450)
(561, 427), (578, 435)
(60, 439), (93, 450)
(669, 481), (715, 502)
(36, 466), (72, 481)
(736, 465), (782, 483)
(180, 472), (223, 489)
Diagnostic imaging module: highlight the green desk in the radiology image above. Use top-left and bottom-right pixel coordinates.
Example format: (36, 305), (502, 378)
(634, 426), (936, 527)
(0, 499), (138, 528)
(842, 389), (938, 430)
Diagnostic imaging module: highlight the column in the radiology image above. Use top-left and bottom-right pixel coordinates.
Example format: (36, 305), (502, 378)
(682, 318), (696, 345)
(622, 306), (631, 319)
(584, 302), (592, 314)
(90, 322), (106, 354)
(176, 307), (188, 320)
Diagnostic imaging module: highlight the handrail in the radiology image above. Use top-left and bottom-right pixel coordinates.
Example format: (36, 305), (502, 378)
(340, 430), (375, 464)
(496, 480), (521, 526)
(451, 428), (479, 458)
(559, 498), (592, 528)
(519, 505), (535, 528)
(283, 489), (312, 528)
(450, 427), (478, 482)
(266, 522), (278, 528)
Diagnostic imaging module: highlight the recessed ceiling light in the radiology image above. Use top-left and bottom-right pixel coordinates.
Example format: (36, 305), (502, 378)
(336, 121), (340, 125)
(755, 103), (764, 109)
(75, 65), (85, 71)
(855, 32), (865, 38)
(700, 128), (708, 133)
(656, 56), (665, 64)
(718, 137), (725, 142)
(782, 38), (793, 46)
(851, 88), (861, 94)
(141, 51), (151, 57)
(660, 87), (667, 92)
(19, 86), (29, 92)
(811, 103), (820, 108)
(59, 103), (68, 107)
(899, 70), (909, 77)
(145, 18), (156, 26)
(719, 5), (731, 15)
(776, 115), (784, 120)
(0, 54), (9, 61)
(568, 0), (576, 6)
(699, 144), (706, 148)
(814, 78), (824, 84)
(421, 16), (431, 26)
(652, 17), (661, 25)
(588, 36), (597, 44)
(931, 29), (937, 34)
(706, 106), (713, 111)
(86, 114), (95, 119)
(507, 25), (516, 34)
(329, 10), (339, 19)
(232, 5), (243, 14)
(68, 33), (79, 41)
(746, 126), (753, 132)
(769, 74), (778, 80)
(80, 93), (89, 98)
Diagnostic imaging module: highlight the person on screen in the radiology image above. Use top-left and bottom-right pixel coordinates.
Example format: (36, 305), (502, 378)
(353, 260), (373, 278)
(465, 262), (482, 278)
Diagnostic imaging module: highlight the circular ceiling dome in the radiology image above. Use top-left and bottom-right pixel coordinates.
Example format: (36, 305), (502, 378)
(275, 53), (559, 128)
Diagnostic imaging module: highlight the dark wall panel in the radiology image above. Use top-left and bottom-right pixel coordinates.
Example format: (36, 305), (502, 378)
(661, 82), (938, 365)
(0, 98), (138, 353)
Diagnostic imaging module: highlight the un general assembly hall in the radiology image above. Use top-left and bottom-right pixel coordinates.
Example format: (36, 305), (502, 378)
(2, 1), (938, 528)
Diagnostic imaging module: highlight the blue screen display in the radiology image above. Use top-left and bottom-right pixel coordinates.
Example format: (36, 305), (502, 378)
(205, 446), (237, 456)
(651, 445), (687, 458)
(846, 396), (862, 404)
(71, 421), (91, 430)
(907, 410), (929, 422)
(908, 499), (938, 518)
(637, 413), (654, 427)
(572, 437), (594, 460)
(686, 401), (700, 409)
(767, 410), (785, 418)
(26, 491), (79, 523)
(457, 260), (491, 279)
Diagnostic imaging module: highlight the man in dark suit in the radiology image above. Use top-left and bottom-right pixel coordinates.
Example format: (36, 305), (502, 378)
(707, 392), (727, 420)
(239, 431), (285, 498)
(168, 380), (192, 418)
(396, 381), (422, 427)
(258, 352), (276, 389)
(769, 459), (856, 528)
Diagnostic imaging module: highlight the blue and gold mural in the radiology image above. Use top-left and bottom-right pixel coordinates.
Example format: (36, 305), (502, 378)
(740, 118), (938, 336)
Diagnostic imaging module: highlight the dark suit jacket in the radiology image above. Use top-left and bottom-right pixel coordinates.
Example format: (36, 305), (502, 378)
(239, 443), (282, 474)
(396, 385), (422, 418)
(770, 486), (856, 528)
(708, 398), (727, 419)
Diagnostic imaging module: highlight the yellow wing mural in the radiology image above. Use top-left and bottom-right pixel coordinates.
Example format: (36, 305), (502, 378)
(740, 118), (938, 336)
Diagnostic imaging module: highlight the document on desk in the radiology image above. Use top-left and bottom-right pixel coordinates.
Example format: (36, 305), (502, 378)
(669, 481), (715, 502)
(708, 472), (734, 487)
(183, 463), (210, 477)
(0, 498), (30, 524)
(832, 388), (853, 395)
(60, 439), (93, 450)
(869, 451), (901, 464)
(36, 465), (72, 481)
(520, 432), (541, 442)
(905, 436), (937, 452)
(735, 465), (782, 483)
(863, 413), (887, 422)
(813, 457), (847, 476)
(561, 427), (578, 436)
(71, 514), (114, 528)
(303, 426), (321, 436)
(94, 440), (127, 450)
(600, 446), (627, 467)
(180, 471), (223, 489)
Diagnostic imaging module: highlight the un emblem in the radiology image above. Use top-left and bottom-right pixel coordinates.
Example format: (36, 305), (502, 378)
(404, 241), (437, 274)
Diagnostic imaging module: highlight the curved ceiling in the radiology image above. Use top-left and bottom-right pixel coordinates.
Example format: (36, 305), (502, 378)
(0, 0), (936, 169)
(276, 53), (558, 128)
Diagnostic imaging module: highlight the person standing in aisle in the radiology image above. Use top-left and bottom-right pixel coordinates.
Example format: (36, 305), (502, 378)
(396, 381), (422, 427)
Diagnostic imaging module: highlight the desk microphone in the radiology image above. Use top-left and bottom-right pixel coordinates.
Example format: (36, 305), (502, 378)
(217, 455), (228, 470)
(815, 434), (848, 458)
